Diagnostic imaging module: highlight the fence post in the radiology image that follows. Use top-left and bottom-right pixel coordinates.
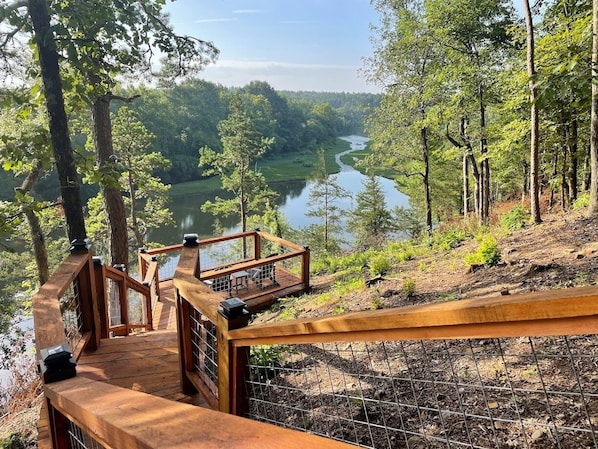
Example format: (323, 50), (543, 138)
(302, 245), (310, 290)
(216, 297), (250, 414)
(93, 257), (110, 339)
(70, 239), (100, 350)
(254, 229), (262, 260)
(114, 264), (128, 335)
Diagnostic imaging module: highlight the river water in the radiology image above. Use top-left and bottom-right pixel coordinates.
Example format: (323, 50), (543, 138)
(150, 135), (409, 245)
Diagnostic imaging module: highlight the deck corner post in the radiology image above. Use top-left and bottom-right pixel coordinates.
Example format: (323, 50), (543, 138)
(301, 245), (310, 290)
(216, 298), (251, 415)
(93, 256), (109, 339)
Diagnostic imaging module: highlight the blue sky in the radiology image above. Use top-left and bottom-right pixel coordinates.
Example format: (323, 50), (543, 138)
(164, 0), (382, 93)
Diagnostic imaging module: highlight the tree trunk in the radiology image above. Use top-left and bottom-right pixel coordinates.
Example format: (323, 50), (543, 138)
(463, 153), (469, 218)
(28, 0), (87, 242)
(92, 95), (129, 266)
(16, 161), (49, 285)
(568, 117), (578, 201)
(421, 127), (432, 233)
(479, 86), (490, 223)
(127, 162), (144, 249)
(589, 0), (598, 215)
(523, 0), (542, 223)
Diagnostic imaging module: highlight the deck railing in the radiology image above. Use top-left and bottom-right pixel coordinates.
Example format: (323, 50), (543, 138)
(222, 288), (598, 448)
(37, 233), (598, 448)
(34, 239), (347, 449)
(173, 230), (311, 410)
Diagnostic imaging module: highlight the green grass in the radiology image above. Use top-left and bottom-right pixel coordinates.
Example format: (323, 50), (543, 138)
(169, 138), (351, 197)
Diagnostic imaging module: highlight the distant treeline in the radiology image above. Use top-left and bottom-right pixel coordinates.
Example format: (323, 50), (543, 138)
(0, 80), (380, 201)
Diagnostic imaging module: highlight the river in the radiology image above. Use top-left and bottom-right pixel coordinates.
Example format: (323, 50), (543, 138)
(149, 135), (409, 245)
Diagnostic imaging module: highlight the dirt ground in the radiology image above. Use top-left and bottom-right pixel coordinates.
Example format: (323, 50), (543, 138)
(268, 209), (598, 319)
(248, 209), (598, 449)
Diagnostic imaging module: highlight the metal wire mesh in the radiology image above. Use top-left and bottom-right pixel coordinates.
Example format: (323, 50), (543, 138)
(245, 336), (598, 449)
(189, 305), (218, 396)
(67, 419), (106, 449)
(126, 288), (146, 326)
(59, 280), (83, 351)
(156, 251), (181, 280)
(107, 279), (121, 327)
(200, 235), (256, 271)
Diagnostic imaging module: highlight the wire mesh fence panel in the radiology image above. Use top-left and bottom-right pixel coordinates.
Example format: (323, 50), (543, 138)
(244, 336), (598, 449)
(67, 419), (107, 449)
(59, 280), (83, 352)
(156, 250), (181, 280)
(189, 305), (218, 396)
(200, 235), (256, 272)
(126, 288), (146, 326)
(107, 279), (121, 327)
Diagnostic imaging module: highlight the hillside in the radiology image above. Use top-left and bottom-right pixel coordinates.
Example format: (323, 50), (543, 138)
(255, 208), (598, 323)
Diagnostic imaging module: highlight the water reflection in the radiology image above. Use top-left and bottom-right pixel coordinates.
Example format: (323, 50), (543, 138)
(150, 136), (410, 245)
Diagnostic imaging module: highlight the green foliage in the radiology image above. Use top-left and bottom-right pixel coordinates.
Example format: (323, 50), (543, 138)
(573, 193), (590, 210)
(464, 234), (502, 267)
(349, 176), (394, 249)
(369, 254), (391, 276)
(402, 279), (416, 297)
(500, 205), (529, 231)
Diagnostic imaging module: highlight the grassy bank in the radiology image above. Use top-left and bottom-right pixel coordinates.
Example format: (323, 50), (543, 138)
(169, 138), (351, 196)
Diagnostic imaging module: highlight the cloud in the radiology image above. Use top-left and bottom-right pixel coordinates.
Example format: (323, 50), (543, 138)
(232, 9), (262, 14)
(194, 18), (238, 24)
(199, 59), (381, 93)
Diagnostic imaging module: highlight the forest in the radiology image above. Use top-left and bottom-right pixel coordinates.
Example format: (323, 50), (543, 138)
(2, 0), (598, 443)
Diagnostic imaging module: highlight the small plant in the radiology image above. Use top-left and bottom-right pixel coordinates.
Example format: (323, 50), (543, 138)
(573, 192), (590, 210)
(500, 204), (529, 231)
(464, 234), (501, 267)
(369, 254), (391, 277)
(370, 297), (384, 310)
(402, 279), (416, 297)
(333, 303), (349, 315)
(250, 345), (292, 381)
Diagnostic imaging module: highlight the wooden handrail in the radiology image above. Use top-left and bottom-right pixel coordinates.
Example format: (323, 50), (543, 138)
(33, 251), (98, 359)
(145, 243), (184, 255)
(228, 285), (598, 346)
(45, 376), (354, 449)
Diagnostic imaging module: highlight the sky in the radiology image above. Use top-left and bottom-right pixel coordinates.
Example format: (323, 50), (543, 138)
(163, 0), (383, 93)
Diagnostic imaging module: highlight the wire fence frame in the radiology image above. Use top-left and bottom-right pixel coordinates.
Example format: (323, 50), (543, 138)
(244, 335), (598, 449)
(59, 279), (83, 352)
(189, 305), (219, 397)
(67, 418), (107, 449)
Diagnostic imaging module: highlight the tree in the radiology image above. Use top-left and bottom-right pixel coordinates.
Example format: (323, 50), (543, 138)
(349, 176), (393, 249)
(50, 0), (217, 266)
(304, 149), (350, 253)
(589, 0), (598, 214)
(199, 94), (276, 244)
(365, 0), (447, 233)
(523, 0), (542, 223)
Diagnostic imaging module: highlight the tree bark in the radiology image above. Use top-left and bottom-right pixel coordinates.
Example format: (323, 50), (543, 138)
(92, 95), (129, 266)
(16, 161), (49, 285)
(421, 127), (432, 233)
(589, 0), (598, 215)
(523, 0), (542, 223)
(568, 118), (578, 201)
(28, 0), (87, 242)
(479, 87), (490, 223)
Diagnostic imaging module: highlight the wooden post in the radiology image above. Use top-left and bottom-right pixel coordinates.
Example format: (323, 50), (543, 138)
(47, 400), (70, 449)
(301, 246), (310, 290)
(176, 289), (197, 396)
(70, 240), (100, 350)
(217, 298), (250, 414)
(254, 230), (262, 260)
(114, 264), (128, 335)
(93, 257), (110, 339)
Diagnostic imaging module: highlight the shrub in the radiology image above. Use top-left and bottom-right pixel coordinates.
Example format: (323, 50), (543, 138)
(402, 279), (416, 297)
(464, 234), (501, 267)
(500, 204), (529, 231)
(573, 193), (590, 210)
(369, 254), (391, 276)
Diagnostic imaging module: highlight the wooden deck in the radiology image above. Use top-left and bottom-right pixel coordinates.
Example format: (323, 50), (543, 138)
(37, 280), (206, 448)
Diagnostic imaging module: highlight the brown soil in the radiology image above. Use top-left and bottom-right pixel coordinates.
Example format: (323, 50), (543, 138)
(259, 209), (598, 321)
(248, 209), (598, 448)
